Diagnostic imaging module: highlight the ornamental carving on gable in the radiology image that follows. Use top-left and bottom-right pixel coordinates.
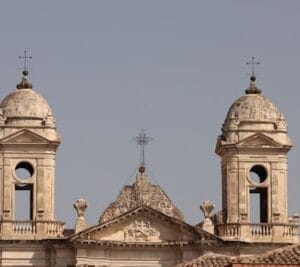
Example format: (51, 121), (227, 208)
(99, 178), (185, 223)
(124, 220), (160, 241)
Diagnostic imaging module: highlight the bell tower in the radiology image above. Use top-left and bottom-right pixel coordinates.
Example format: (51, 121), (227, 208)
(0, 69), (64, 239)
(215, 75), (298, 243)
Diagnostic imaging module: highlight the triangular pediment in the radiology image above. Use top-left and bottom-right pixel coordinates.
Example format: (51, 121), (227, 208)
(0, 129), (52, 145)
(71, 206), (217, 244)
(236, 133), (282, 148)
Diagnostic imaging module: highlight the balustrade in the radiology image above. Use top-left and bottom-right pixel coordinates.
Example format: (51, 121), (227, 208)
(46, 221), (65, 237)
(249, 223), (272, 237)
(0, 220), (64, 237)
(13, 221), (36, 234)
(216, 223), (240, 237)
(216, 222), (298, 241)
(283, 224), (298, 237)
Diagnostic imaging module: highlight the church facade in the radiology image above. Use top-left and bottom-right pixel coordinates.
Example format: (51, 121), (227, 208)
(0, 70), (298, 267)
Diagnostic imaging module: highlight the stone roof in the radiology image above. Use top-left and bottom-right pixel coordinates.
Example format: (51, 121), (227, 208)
(180, 244), (300, 267)
(0, 88), (53, 120)
(226, 94), (282, 121)
(99, 173), (184, 223)
(0, 71), (53, 121)
(180, 255), (232, 267)
(222, 80), (286, 133)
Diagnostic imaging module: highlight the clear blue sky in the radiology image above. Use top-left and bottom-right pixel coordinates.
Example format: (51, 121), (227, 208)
(0, 1), (299, 227)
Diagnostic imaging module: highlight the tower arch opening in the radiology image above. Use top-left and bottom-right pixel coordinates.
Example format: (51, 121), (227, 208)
(15, 184), (33, 220)
(249, 187), (268, 223)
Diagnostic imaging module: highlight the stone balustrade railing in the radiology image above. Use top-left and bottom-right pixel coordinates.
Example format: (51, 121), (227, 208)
(283, 224), (298, 237)
(216, 223), (299, 241)
(249, 223), (272, 237)
(46, 221), (65, 237)
(0, 220), (65, 238)
(13, 221), (36, 234)
(216, 223), (240, 238)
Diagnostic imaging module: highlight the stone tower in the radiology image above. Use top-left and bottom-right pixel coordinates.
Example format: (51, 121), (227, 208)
(0, 70), (64, 239)
(215, 76), (298, 243)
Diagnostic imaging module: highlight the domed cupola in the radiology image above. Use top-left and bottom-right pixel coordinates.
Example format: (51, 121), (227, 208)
(219, 76), (291, 148)
(0, 70), (55, 127)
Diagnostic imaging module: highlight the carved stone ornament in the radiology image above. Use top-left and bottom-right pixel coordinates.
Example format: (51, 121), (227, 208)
(200, 200), (215, 219)
(124, 220), (160, 242)
(224, 94), (286, 131)
(224, 118), (240, 131)
(99, 173), (184, 223)
(240, 213), (248, 222)
(273, 212), (280, 222)
(0, 108), (6, 125)
(276, 117), (287, 131)
(42, 114), (56, 127)
(74, 198), (88, 219)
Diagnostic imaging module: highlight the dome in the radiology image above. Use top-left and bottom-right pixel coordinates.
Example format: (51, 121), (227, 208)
(223, 79), (286, 131)
(0, 71), (53, 121)
(226, 94), (282, 122)
(0, 89), (52, 119)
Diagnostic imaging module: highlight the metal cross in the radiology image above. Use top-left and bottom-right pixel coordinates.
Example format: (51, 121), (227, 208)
(134, 129), (153, 166)
(18, 50), (32, 71)
(246, 56), (260, 77)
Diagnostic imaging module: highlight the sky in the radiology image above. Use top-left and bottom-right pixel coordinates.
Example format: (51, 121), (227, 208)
(0, 1), (300, 227)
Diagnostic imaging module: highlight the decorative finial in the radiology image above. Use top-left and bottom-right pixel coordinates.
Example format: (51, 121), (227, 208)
(17, 50), (33, 89)
(245, 57), (261, 94)
(200, 200), (215, 234)
(200, 200), (215, 219)
(139, 165), (146, 174)
(134, 129), (153, 173)
(73, 198), (88, 233)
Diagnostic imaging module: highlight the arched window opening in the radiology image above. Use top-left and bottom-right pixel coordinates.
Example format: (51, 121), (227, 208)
(15, 184), (33, 220)
(250, 187), (268, 223)
(249, 165), (267, 183)
(15, 161), (34, 180)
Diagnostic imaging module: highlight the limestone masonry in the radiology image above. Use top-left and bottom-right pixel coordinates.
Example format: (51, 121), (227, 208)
(0, 71), (298, 266)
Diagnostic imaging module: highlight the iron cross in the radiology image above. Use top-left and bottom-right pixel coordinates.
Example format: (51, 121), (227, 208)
(134, 129), (153, 166)
(246, 56), (260, 77)
(18, 50), (32, 71)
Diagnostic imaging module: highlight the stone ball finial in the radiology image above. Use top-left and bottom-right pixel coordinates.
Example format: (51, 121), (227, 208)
(73, 198), (88, 219)
(200, 200), (215, 219)
(23, 70), (29, 77)
(139, 165), (146, 174)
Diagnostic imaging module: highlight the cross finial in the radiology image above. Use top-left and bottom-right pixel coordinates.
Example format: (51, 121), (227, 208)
(18, 49), (32, 72)
(245, 57), (261, 94)
(246, 56), (260, 81)
(134, 129), (153, 170)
